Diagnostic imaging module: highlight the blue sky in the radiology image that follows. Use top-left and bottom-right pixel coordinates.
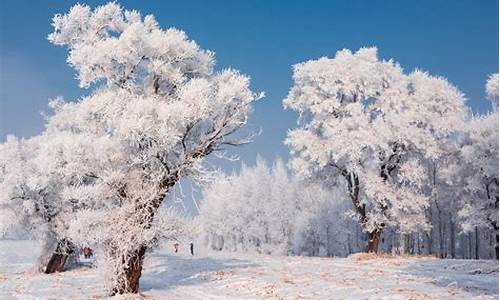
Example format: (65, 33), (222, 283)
(1, 0), (498, 172)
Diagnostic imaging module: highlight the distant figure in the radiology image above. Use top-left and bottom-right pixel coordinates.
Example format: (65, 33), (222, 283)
(190, 242), (194, 256)
(82, 247), (93, 258)
(174, 242), (180, 253)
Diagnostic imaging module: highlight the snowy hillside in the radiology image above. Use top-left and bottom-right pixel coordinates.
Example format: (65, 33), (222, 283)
(0, 240), (497, 299)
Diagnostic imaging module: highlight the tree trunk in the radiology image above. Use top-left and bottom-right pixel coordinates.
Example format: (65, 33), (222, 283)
(45, 239), (75, 274)
(475, 227), (479, 260)
(468, 232), (473, 259)
(437, 209), (444, 258)
(347, 233), (352, 255)
(417, 233), (421, 255)
(367, 229), (382, 253)
(427, 208), (433, 255)
(450, 218), (456, 258)
(405, 234), (411, 254)
(495, 232), (499, 260)
(110, 174), (180, 295)
(111, 246), (147, 295)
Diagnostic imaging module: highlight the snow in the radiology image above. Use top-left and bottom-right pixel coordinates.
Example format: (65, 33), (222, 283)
(1, 240), (498, 299)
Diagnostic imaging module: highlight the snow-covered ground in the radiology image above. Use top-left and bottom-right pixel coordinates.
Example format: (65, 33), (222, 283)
(0, 240), (498, 299)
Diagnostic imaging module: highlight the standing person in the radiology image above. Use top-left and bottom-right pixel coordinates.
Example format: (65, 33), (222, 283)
(190, 242), (194, 256)
(83, 247), (93, 258)
(174, 243), (180, 253)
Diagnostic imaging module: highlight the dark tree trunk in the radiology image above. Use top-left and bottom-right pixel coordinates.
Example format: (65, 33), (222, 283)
(495, 232), (499, 260)
(475, 227), (479, 260)
(450, 218), (456, 258)
(417, 233), (421, 255)
(427, 208), (433, 255)
(437, 208), (444, 258)
(468, 232), (473, 259)
(367, 229), (382, 253)
(485, 180), (499, 259)
(404, 234), (411, 254)
(111, 246), (147, 295)
(45, 239), (75, 274)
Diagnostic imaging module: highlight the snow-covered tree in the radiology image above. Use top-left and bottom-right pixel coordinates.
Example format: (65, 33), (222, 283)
(45, 2), (261, 294)
(486, 73), (499, 111)
(0, 134), (77, 273)
(0, 136), (59, 266)
(385, 74), (499, 260)
(0, 115), (119, 273)
(457, 74), (499, 258)
(284, 48), (467, 253)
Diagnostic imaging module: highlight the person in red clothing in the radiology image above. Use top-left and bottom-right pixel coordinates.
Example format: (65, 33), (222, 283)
(81, 247), (93, 258)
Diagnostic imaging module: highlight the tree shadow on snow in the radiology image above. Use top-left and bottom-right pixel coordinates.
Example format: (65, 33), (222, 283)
(140, 253), (258, 291)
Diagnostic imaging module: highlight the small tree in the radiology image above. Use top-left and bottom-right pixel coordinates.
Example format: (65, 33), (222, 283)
(486, 73), (499, 110)
(0, 130), (102, 273)
(284, 48), (467, 253)
(46, 2), (261, 294)
(0, 136), (65, 271)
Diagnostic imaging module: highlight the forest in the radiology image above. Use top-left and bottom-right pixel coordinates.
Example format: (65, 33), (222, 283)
(0, 2), (498, 298)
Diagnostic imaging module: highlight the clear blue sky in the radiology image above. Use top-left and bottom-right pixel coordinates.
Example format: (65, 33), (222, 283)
(1, 0), (498, 171)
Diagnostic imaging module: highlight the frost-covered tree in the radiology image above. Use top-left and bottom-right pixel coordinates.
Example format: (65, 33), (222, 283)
(0, 136), (63, 269)
(386, 74), (499, 260)
(45, 2), (261, 294)
(457, 74), (499, 258)
(0, 135), (77, 273)
(0, 116), (118, 273)
(198, 158), (357, 256)
(284, 48), (467, 253)
(486, 73), (499, 111)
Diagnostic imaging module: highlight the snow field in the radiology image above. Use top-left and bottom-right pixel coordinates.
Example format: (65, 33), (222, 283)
(1, 240), (498, 299)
